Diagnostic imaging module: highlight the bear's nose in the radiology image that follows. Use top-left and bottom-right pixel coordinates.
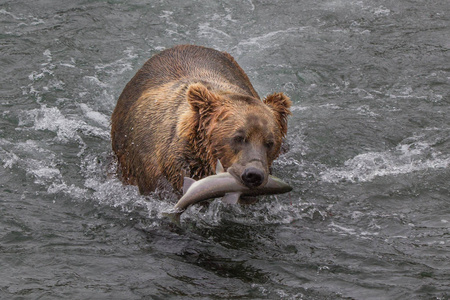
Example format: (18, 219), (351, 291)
(241, 167), (265, 188)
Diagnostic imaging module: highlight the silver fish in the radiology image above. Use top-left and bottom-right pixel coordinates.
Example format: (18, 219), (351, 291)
(165, 161), (292, 222)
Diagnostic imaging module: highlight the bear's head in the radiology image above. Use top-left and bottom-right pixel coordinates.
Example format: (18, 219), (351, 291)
(179, 82), (291, 189)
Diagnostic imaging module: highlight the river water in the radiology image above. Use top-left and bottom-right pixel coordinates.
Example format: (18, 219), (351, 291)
(1, 0), (449, 299)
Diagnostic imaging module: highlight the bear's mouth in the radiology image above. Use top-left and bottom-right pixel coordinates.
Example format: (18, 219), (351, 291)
(227, 161), (268, 189)
(226, 166), (244, 185)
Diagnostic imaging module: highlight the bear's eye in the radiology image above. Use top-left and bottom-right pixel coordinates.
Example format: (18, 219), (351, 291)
(233, 135), (246, 144)
(265, 140), (274, 149)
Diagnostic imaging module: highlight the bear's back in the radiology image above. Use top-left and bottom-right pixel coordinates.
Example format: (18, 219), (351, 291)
(114, 45), (260, 126)
(137, 45), (258, 97)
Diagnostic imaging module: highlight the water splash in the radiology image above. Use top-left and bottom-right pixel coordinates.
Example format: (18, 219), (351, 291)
(320, 133), (450, 183)
(177, 196), (330, 227)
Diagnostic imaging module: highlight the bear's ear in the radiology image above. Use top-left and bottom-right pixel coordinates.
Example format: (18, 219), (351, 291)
(186, 83), (219, 112)
(264, 92), (292, 136)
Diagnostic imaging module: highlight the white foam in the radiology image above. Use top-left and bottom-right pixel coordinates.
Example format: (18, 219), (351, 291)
(198, 23), (232, 39)
(247, 0), (255, 11)
(329, 222), (356, 235)
(235, 27), (311, 54)
(43, 49), (52, 61)
(355, 105), (379, 117)
(0, 139), (18, 168)
(178, 196), (326, 226)
(79, 103), (109, 127)
(59, 63), (76, 68)
(159, 10), (173, 19)
(47, 182), (88, 201)
(321, 138), (450, 183)
(373, 6), (391, 17)
(83, 75), (110, 89)
(246, 27), (304, 45)
(0, 9), (24, 20)
(94, 48), (137, 76)
(30, 18), (44, 26)
(290, 105), (310, 112)
(0, 139), (65, 185)
(211, 11), (236, 24)
(84, 176), (175, 220)
(25, 106), (109, 142)
(0, 149), (19, 169)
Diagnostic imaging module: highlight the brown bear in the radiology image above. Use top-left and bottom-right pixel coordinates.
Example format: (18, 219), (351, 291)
(111, 45), (291, 196)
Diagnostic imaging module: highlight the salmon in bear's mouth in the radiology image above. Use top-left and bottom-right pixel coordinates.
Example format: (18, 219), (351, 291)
(164, 160), (292, 223)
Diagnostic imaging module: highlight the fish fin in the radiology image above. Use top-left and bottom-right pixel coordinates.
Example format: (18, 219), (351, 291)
(216, 159), (224, 174)
(221, 192), (241, 204)
(183, 177), (196, 195)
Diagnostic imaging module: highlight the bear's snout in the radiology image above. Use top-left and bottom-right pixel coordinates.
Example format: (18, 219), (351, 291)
(241, 167), (265, 188)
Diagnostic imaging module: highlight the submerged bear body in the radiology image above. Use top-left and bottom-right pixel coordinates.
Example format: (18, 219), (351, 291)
(111, 45), (291, 195)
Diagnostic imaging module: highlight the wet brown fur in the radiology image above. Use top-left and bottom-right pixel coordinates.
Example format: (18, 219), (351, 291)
(111, 45), (291, 195)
